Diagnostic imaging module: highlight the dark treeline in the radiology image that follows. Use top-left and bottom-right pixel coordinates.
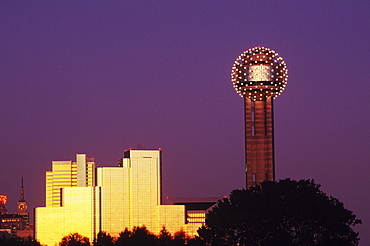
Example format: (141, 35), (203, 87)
(200, 179), (361, 246)
(1, 179), (361, 246)
(0, 235), (40, 246)
(0, 227), (203, 246)
(60, 226), (203, 246)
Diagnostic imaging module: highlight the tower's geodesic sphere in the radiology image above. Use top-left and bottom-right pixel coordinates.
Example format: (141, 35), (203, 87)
(231, 46), (288, 101)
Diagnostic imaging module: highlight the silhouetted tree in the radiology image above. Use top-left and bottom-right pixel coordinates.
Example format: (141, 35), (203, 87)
(172, 230), (187, 246)
(59, 233), (90, 246)
(157, 227), (172, 246)
(0, 233), (41, 246)
(23, 237), (41, 246)
(0, 232), (13, 246)
(198, 179), (361, 246)
(130, 226), (156, 246)
(186, 236), (205, 246)
(115, 226), (156, 246)
(95, 231), (113, 246)
(115, 228), (131, 246)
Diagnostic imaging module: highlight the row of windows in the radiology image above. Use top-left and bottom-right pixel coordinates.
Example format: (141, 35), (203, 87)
(1, 219), (22, 222)
(187, 218), (205, 223)
(188, 213), (205, 218)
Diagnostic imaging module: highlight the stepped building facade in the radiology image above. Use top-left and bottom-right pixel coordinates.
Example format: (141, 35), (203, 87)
(45, 154), (95, 207)
(36, 149), (204, 246)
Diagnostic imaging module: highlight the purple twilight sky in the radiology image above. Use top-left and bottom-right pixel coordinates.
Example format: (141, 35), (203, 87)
(1, 1), (369, 244)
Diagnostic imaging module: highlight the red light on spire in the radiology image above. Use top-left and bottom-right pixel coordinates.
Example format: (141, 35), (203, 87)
(257, 46), (261, 48)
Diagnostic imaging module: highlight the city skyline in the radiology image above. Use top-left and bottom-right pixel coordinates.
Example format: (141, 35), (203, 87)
(36, 149), (202, 246)
(1, 1), (369, 244)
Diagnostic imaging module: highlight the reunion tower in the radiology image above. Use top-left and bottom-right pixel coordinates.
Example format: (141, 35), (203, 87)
(231, 46), (288, 188)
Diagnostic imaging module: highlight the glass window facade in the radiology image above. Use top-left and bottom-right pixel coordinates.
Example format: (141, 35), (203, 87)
(45, 155), (95, 207)
(36, 150), (199, 246)
(36, 187), (99, 246)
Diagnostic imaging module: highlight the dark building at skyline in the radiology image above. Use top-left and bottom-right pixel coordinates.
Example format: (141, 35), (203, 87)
(231, 46), (288, 187)
(0, 178), (33, 239)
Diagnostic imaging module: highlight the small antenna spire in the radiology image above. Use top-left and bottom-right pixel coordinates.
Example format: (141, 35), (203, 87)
(20, 177), (25, 202)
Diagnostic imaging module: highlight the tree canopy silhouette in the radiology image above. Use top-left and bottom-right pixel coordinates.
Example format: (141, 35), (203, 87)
(198, 179), (361, 246)
(115, 226), (156, 246)
(59, 233), (90, 246)
(96, 231), (113, 246)
(157, 226), (172, 246)
(0, 233), (41, 246)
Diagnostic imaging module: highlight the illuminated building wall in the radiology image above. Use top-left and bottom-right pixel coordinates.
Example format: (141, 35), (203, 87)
(116, 150), (163, 233)
(36, 149), (198, 246)
(36, 187), (99, 245)
(165, 197), (218, 234)
(45, 154), (95, 207)
(1, 214), (27, 232)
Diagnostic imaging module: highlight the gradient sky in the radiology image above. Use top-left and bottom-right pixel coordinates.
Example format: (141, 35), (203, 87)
(1, 1), (369, 244)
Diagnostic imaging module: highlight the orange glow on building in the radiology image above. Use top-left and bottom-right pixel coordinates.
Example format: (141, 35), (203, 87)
(0, 195), (7, 204)
(35, 150), (206, 246)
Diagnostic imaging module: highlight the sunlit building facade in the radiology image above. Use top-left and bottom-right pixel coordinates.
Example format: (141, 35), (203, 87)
(165, 197), (219, 234)
(45, 154), (95, 207)
(36, 149), (202, 246)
